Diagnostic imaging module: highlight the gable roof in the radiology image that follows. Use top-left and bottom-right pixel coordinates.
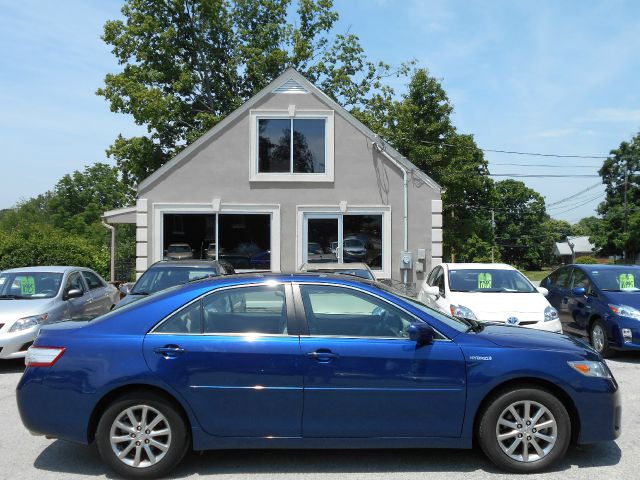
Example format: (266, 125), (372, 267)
(554, 236), (595, 256)
(138, 68), (441, 193)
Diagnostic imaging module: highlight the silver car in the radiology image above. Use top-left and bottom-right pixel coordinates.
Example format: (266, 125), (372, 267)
(0, 266), (119, 360)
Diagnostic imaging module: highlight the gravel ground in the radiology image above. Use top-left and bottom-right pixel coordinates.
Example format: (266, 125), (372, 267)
(0, 354), (637, 480)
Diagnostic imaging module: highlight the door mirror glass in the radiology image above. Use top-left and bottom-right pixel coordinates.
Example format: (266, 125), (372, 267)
(408, 322), (435, 346)
(65, 288), (84, 300)
(572, 286), (586, 296)
(536, 287), (549, 296)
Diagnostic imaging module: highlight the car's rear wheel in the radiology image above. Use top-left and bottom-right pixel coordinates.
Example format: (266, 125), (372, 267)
(478, 387), (570, 473)
(590, 319), (614, 358)
(96, 392), (189, 479)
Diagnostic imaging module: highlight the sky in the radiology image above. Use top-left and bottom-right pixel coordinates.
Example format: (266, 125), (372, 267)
(1, 0), (639, 223)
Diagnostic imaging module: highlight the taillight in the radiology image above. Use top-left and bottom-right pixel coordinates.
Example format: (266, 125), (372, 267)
(25, 346), (66, 367)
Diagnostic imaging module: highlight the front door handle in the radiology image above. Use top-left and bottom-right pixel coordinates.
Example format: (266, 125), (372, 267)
(306, 349), (339, 363)
(154, 345), (185, 359)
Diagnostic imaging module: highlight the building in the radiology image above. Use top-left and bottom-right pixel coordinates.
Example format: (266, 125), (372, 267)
(553, 236), (596, 264)
(103, 69), (443, 286)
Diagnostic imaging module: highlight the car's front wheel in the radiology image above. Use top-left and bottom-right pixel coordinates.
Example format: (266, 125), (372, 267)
(96, 392), (189, 479)
(478, 387), (570, 473)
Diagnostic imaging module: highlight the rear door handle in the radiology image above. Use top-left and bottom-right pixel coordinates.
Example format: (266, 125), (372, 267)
(306, 350), (339, 363)
(154, 345), (185, 358)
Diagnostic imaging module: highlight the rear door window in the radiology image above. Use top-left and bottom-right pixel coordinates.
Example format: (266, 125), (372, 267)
(202, 285), (288, 334)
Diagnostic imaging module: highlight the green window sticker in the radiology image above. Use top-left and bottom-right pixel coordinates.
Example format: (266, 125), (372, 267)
(478, 273), (492, 289)
(619, 273), (635, 289)
(20, 276), (36, 296)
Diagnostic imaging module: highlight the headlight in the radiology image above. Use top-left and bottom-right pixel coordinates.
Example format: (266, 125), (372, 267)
(544, 306), (559, 322)
(450, 304), (477, 320)
(608, 304), (640, 320)
(8, 314), (48, 332)
(568, 360), (612, 379)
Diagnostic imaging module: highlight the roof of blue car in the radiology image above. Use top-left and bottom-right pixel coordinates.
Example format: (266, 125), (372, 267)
(572, 264), (640, 270)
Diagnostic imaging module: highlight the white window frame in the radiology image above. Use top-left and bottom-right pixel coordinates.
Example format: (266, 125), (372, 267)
(296, 205), (391, 279)
(249, 109), (334, 182)
(152, 202), (280, 272)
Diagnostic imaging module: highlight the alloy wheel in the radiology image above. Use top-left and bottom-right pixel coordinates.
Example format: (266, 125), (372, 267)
(109, 404), (172, 468)
(495, 400), (557, 463)
(592, 324), (605, 352)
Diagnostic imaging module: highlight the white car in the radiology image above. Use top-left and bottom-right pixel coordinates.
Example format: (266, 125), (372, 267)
(0, 266), (119, 360)
(418, 263), (562, 333)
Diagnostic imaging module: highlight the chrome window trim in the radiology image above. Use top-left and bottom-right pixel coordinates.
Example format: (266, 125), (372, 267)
(296, 281), (452, 342)
(148, 281), (295, 336)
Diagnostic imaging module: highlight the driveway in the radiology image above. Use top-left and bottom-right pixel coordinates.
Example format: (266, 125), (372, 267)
(1, 355), (637, 480)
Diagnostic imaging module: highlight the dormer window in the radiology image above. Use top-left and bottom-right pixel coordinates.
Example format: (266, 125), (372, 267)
(250, 109), (334, 182)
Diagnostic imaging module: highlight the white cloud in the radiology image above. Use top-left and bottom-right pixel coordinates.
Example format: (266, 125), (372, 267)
(577, 108), (640, 123)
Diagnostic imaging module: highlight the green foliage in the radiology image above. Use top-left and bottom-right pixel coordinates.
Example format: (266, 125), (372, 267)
(0, 224), (110, 277)
(99, 0), (413, 187)
(0, 163), (134, 278)
(596, 131), (640, 258)
(493, 179), (547, 270)
(355, 68), (493, 261)
(575, 255), (598, 264)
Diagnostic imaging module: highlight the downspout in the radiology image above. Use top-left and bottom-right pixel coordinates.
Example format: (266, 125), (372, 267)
(373, 139), (409, 282)
(101, 219), (116, 282)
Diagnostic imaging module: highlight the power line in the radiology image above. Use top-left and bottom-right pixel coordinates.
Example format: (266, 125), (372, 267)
(489, 174), (600, 178)
(547, 192), (605, 211)
(491, 162), (601, 168)
(545, 182), (602, 207)
(421, 139), (608, 159)
(551, 193), (606, 215)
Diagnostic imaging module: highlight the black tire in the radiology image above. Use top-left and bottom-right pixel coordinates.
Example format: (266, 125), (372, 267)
(478, 387), (571, 473)
(95, 392), (189, 479)
(590, 319), (615, 358)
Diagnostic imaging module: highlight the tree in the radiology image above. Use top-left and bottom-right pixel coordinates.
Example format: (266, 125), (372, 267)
(99, 0), (412, 187)
(355, 68), (494, 261)
(493, 180), (548, 269)
(597, 131), (640, 259)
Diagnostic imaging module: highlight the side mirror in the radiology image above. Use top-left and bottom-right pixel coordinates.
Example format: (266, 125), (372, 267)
(572, 286), (586, 296)
(65, 288), (83, 300)
(423, 285), (440, 297)
(536, 287), (549, 297)
(408, 322), (435, 346)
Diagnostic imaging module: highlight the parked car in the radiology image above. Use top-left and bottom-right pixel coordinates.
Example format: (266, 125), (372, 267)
(117, 261), (234, 308)
(329, 238), (368, 262)
(18, 274), (620, 477)
(163, 243), (194, 261)
(201, 240), (216, 260)
(307, 242), (336, 263)
(541, 264), (640, 357)
(418, 263), (562, 333)
(0, 266), (118, 360)
(300, 262), (375, 280)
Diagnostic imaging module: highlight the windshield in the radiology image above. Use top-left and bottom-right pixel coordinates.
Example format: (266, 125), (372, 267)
(590, 269), (640, 292)
(132, 266), (218, 294)
(0, 272), (63, 299)
(344, 239), (363, 248)
(401, 296), (468, 332)
(167, 245), (191, 253)
(449, 269), (536, 293)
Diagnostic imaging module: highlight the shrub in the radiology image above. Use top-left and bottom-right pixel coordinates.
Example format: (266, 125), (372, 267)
(575, 255), (598, 264)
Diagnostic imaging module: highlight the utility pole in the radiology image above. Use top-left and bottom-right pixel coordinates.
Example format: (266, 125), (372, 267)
(624, 164), (628, 262)
(491, 209), (495, 263)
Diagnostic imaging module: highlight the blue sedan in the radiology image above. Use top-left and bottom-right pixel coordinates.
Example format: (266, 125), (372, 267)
(17, 274), (620, 477)
(542, 264), (640, 357)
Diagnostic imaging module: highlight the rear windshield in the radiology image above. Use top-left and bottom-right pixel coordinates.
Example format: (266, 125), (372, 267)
(449, 269), (536, 293)
(591, 269), (640, 292)
(132, 266), (218, 294)
(0, 272), (63, 299)
(167, 245), (191, 253)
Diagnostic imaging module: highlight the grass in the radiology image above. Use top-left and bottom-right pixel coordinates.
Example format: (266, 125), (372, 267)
(521, 269), (553, 282)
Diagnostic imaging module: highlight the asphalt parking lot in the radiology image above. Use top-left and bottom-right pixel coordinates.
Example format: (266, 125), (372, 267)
(1, 355), (637, 480)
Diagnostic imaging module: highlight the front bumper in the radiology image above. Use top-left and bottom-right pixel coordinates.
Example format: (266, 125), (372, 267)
(574, 379), (621, 444)
(609, 317), (640, 350)
(0, 326), (39, 359)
